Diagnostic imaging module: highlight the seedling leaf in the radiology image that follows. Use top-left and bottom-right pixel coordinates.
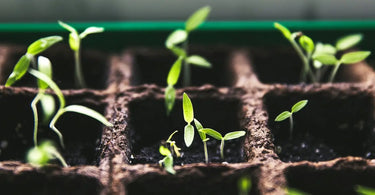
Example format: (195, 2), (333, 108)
(275, 111), (292, 122)
(186, 55), (211, 68)
(291, 100), (308, 113)
(200, 128), (222, 140)
(224, 131), (246, 140)
(313, 54), (338, 65)
(165, 29), (188, 48)
(37, 56), (53, 89)
(167, 57), (183, 85)
(314, 42), (336, 55)
(159, 145), (171, 156)
(286, 187), (309, 195)
(69, 32), (80, 51)
(27, 36), (63, 55)
(165, 85), (176, 115)
(340, 51), (371, 64)
(169, 46), (187, 57)
(58, 21), (77, 34)
(63, 105), (113, 127)
(185, 6), (211, 32)
(194, 119), (206, 140)
(40, 94), (56, 123)
(79, 27), (104, 39)
(356, 185), (375, 195)
(163, 155), (175, 174)
(336, 34), (363, 51)
(5, 55), (31, 86)
(274, 22), (292, 40)
(299, 35), (314, 54)
(184, 124), (195, 147)
(182, 93), (194, 123)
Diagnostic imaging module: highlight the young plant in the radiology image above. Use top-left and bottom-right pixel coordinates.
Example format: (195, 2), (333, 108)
(286, 187), (310, 195)
(27, 140), (68, 167)
(356, 185), (375, 195)
(5, 36), (63, 86)
(182, 92), (195, 147)
(165, 6), (211, 114)
(165, 130), (181, 157)
(274, 100), (308, 140)
(200, 128), (245, 159)
(238, 176), (252, 195)
(58, 21), (104, 88)
(194, 118), (210, 163)
(158, 145), (176, 174)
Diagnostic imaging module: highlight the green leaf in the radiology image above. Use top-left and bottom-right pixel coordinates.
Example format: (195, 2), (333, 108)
(58, 21), (77, 34)
(291, 100), (308, 113)
(165, 29), (188, 48)
(314, 42), (336, 56)
(165, 85), (176, 115)
(286, 187), (310, 195)
(69, 32), (80, 51)
(194, 119), (206, 141)
(184, 124), (195, 147)
(224, 131), (246, 140)
(200, 128), (222, 140)
(167, 57), (183, 85)
(40, 94), (56, 123)
(159, 145), (171, 156)
(274, 22), (292, 40)
(185, 6), (211, 32)
(163, 156), (175, 174)
(79, 27), (104, 39)
(63, 105), (113, 127)
(299, 35), (314, 54)
(313, 54), (338, 65)
(186, 55), (211, 68)
(167, 130), (178, 142)
(275, 111), (292, 122)
(183, 93), (194, 123)
(27, 36), (63, 55)
(37, 56), (53, 89)
(336, 34), (363, 51)
(340, 51), (371, 64)
(5, 54), (31, 86)
(169, 46), (187, 57)
(356, 185), (375, 195)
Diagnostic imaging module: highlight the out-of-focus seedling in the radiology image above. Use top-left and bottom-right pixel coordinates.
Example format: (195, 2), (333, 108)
(238, 176), (252, 195)
(165, 57), (183, 115)
(356, 185), (375, 195)
(182, 93), (195, 147)
(27, 140), (68, 167)
(158, 145), (176, 174)
(165, 130), (181, 157)
(194, 118), (209, 163)
(58, 21), (104, 88)
(286, 187), (310, 195)
(200, 128), (245, 159)
(275, 100), (308, 140)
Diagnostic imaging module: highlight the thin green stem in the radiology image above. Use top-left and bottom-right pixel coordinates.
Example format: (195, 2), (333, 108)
(329, 62), (342, 83)
(203, 141), (208, 163)
(289, 114), (294, 140)
(74, 49), (86, 88)
(183, 38), (190, 87)
(220, 139), (225, 159)
(31, 92), (44, 147)
(49, 149), (68, 167)
(289, 40), (316, 83)
(49, 109), (65, 148)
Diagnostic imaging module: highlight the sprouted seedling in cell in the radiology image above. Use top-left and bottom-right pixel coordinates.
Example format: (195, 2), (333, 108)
(159, 145), (176, 174)
(194, 118), (210, 163)
(58, 21), (104, 88)
(27, 140), (68, 167)
(274, 100), (308, 140)
(165, 6), (211, 114)
(356, 185), (375, 195)
(238, 176), (252, 195)
(200, 128), (245, 159)
(182, 92), (195, 147)
(165, 130), (181, 157)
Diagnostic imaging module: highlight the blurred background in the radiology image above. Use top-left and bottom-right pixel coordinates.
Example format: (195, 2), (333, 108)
(0, 0), (374, 22)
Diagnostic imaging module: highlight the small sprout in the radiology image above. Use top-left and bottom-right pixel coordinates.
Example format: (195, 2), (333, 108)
(58, 21), (104, 88)
(182, 93), (195, 147)
(166, 130), (181, 157)
(194, 118), (210, 163)
(27, 140), (68, 167)
(165, 57), (183, 115)
(200, 128), (245, 159)
(285, 187), (310, 195)
(5, 36), (62, 86)
(275, 100), (308, 140)
(158, 145), (176, 174)
(238, 176), (252, 195)
(356, 185), (375, 195)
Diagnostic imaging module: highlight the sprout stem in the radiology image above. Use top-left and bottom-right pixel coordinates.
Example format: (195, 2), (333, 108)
(49, 109), (65, 148)
(290, 39), (316, 83)
(329, 62), (341, 83)
(220, 139), (225, 159)
(183, 39), (190, 87)
(203, 141), (208, 163)
(289, 114), (294, 140)
(74, 50), (86, 88)
(31, 92), (44, 147)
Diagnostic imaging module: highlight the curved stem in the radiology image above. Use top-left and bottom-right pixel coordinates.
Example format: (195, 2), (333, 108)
(49, 109), (65, 148)
(50, 149), (68, 167)
(203, 141), (208, 163)
(220, 139), (225, 159)
(290, 40), (316, 83)
(31, 92), (44, 147)
(182, 38), (190, 87)
(289, 114), (294, 140)
(329, 62), (341, 83)
(74, 50), (86, 88)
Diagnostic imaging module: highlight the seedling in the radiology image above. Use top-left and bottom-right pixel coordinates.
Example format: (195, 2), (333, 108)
(238, 176), (252, 195)
(165, 6), (211, 114)
(158, 145), (176, 174)
(200, 128), (245, 159)
(274, 100), (308, 140)
(182, 92), (195, 147)
(356, 185), (375, 195)
(58, 21), (104, 88)
(286, 187), (310, 195)
(27, 140), (68, 167)
(194, 118), (210, 163)
(165, 130), (181, 157)
(5, 36), (62, 86)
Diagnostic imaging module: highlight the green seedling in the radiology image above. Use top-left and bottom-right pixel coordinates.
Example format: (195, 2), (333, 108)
(27, 140), (68, 167)
(194, 118), (210, 163)
(5, 36), (62, 86)
(238, 176), (252, 195)
(58, 21), (104, 88)
(28, 68), (113, 148)
(275, 100), (308, 140)
(158, 145), (176, 174)
(165, 130), (181, 157)
(200, 128), (245, 159)
(356, 185), (375, 195)
(182, 93), (195, 147)
(286, 187), (310, 195)
(165, 6), (211, 114)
